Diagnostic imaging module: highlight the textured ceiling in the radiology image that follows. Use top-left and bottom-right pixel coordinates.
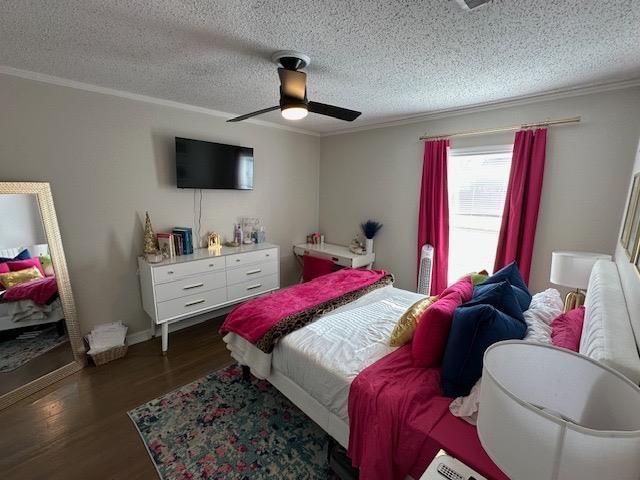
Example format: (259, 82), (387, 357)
(1, 1), (640, 134)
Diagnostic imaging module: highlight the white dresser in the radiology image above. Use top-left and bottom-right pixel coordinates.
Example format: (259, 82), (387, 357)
(138, 243), (279, 353)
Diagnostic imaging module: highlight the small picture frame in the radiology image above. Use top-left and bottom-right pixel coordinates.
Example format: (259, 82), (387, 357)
(621, 173), (640, 259)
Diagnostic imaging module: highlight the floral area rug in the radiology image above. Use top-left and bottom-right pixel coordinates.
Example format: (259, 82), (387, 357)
(0, 326), (68, 373)
(128, 364), (335, 479)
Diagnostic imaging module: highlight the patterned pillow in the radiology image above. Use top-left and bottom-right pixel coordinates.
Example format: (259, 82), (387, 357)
(0, 266), (43, 288)
(389, 296), (438, 347)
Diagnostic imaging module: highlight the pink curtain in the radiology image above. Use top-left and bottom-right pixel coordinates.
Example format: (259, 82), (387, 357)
(418, 139), (450, 295)
(494, 128), (547, 283)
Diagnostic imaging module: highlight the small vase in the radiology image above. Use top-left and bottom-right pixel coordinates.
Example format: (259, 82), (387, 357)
(366, 238), (374, 254)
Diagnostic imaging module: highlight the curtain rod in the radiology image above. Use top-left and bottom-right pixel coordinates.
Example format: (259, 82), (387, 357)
(419, 116), (581, 141)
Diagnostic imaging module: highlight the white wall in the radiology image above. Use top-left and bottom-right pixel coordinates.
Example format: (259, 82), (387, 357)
(0, 193), (46, 249)
(320, 88), (640, 294)
(0, 74), (320, 335)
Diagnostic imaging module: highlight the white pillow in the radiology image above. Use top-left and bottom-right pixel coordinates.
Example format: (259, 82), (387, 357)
(450, 288), (563, 423)
(523, 288), (563, 344)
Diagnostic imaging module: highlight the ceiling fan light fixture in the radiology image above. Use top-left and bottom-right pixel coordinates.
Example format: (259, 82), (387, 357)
(281, 105), (308, 120)
(227, 50), (361, 123)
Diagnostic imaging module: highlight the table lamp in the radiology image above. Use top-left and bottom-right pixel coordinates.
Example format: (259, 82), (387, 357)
(477, 341), (640, 480)
(549, 251), (611, 311)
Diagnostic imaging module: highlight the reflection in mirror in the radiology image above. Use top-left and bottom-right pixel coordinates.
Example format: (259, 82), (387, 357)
(0, 193), (74, 395)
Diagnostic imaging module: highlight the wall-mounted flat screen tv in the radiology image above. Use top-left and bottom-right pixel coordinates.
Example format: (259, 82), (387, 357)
(176, 137), (254, 190)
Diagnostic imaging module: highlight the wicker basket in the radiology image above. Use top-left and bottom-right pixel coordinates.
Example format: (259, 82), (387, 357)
(87, 342), (128, 366)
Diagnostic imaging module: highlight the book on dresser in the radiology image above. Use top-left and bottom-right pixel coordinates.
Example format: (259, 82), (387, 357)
(138, 243), (280, 354)
(172, 227), (194, 255)
(157, 233), (175, 258)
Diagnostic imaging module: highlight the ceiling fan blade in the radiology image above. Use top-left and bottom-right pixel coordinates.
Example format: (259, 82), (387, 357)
(308, 101), (361, 121)
(227, 106), (280, 122)
(278, 68), (307, 100)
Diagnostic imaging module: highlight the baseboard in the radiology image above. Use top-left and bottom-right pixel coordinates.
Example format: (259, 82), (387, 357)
(126, 307), (234, 346)
(126, 329), (153, 346)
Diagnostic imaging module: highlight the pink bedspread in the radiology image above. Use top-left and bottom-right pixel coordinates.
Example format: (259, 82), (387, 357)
(348, 345), (450, 480)
(428, 400), (509, 480)
(220, 268), (393, 352)
(3, 276), (59, 305)
(348, 344), (508, 480)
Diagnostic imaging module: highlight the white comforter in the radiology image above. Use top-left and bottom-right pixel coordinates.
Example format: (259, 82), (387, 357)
(224, 286), (424, 422)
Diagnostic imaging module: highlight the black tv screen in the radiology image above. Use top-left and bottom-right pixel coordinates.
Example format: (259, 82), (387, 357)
(175, 137), (254, 190)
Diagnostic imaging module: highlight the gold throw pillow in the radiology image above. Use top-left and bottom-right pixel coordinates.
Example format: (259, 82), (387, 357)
(0, 266), (43, 288)
(389, 295), (438, 347)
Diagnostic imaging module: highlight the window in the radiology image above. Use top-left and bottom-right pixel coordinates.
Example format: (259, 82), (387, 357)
(447, 145), (513, 282)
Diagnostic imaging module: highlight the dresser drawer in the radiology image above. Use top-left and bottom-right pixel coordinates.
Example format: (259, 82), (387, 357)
(153, 256), (225, 283)
(226, 248), (277, 268)
(227, 273), (279, 301)
(154, 271), (226, 302)
(226, 260), (278, 286)
(156, 287), (227, 322)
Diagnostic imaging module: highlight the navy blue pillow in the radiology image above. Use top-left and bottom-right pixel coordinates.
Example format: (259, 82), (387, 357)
(470, 280), (525, 323)
(479, 262), (531, 311)
(0, 249), (31, 263)
(441, 304), (527, 397)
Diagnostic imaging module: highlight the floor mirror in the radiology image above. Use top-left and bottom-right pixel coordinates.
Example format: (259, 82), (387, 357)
(0, 182), (84, 409)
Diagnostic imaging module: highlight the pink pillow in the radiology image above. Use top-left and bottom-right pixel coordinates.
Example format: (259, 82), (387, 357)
(7, 258), (45, 277)
(440, 276), (474, 301)
(551, 306), (585, 352)
(0, 263), (8, 274)
(412, 277), (474, 368)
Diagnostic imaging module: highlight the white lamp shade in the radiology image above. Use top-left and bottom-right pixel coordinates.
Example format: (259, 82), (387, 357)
(477, 342), (640, 480)
(550, 251), (611, 289)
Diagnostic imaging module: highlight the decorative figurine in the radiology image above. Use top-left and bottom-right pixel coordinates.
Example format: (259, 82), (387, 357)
(349, 237), (366, 255)
(143, 211), (158, 255)
(207, 232), (222, 253)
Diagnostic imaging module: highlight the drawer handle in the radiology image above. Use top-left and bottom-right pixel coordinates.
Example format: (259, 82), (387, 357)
(246, 269), (262, 275)
(266, 253), (270, 257)
(185, 299), (205, 307)
(332, 257), (339, 262)
(235, 259), (241, 263)
(246, 284), (262, 291)
(183, 283), (204, 290)
(209, 263), (215, 267)
(167, 270), (175, 275)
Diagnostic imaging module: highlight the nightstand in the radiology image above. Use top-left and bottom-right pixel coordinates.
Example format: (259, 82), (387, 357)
(420, 452), (486, 480)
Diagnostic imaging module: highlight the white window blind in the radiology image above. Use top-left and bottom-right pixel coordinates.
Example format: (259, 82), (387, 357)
(448, 146), (513, 282)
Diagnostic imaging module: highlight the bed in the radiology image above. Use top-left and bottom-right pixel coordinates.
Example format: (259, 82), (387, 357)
(223, 254), (640, 478)
(0, 244), (64, 332)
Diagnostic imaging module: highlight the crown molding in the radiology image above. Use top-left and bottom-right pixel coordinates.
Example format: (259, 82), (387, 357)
(321, 77), (640, 137)
(2, 65), (639, 139)
(0, 65), (320, 137)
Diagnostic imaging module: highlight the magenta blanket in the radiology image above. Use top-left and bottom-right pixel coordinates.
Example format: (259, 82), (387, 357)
(347, 345), (450, 480)
(3, 276), (59, 305)
(220, 268), (393, 352)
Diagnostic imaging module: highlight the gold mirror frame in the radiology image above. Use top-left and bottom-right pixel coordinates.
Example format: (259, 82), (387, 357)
(0, 182), (85, 410)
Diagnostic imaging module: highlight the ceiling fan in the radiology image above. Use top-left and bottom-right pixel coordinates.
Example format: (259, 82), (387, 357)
(227, 51), (361, 123)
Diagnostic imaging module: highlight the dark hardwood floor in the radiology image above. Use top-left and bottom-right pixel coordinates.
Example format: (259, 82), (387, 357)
(0, 317), (232, 480)
(0, 341), (74, 395)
